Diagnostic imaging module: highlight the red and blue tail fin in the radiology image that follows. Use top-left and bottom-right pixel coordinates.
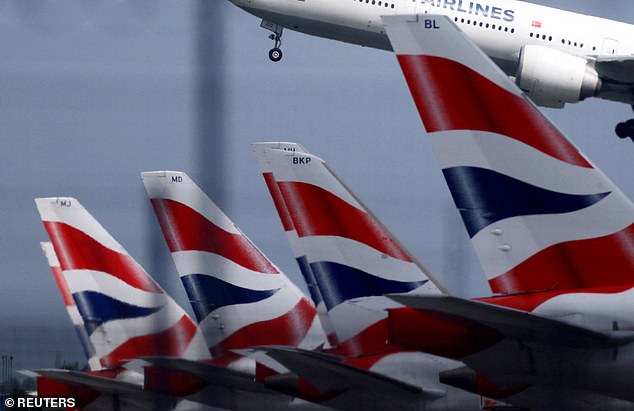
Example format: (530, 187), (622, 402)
(252, 142), (340, 348)
(141, 171), (324, 361)
(384, 15), (634, 295)
(35, 197), (211, 369)
(257, 144), (441, 356)
(41, 241), (101, 371)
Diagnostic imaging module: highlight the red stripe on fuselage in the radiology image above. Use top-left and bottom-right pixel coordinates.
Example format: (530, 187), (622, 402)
(277, 181), (412, 262)
(328, 319), (393, 358)
(388, 288), (634, 360)
(150, 198), (279, 274)
(397, 54), (591, 168)
(44, 221), (162, 294)
(387, 307), (503, 360)
(479, 284), (634, 312)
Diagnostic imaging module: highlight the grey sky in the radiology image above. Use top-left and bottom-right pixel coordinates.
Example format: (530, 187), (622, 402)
(1, 0), (634, 373)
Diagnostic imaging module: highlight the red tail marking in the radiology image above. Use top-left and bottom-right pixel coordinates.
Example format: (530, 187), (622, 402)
(44, 222), (162, 294)
(150, 199), (279, 274)
(397, 54), (590, 168)
(210, 298), (316, 357)
(278, 181), (412, 262)
(489, 223), (634, 294)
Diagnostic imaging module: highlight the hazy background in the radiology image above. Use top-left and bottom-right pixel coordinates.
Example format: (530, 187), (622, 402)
(1, 0), (634, 374)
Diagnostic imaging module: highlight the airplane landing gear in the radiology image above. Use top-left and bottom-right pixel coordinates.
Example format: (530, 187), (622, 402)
(261, 20), (284, 62)
(615, 105), (634, 142)
(268, 43), (282, 62)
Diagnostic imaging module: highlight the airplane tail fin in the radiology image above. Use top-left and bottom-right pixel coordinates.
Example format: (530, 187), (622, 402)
(141, 171), (324, 360)
(252, 142), (340, 348)
(40, 241), (101, 371)
(35, 197), (210, 368)
(383, 15), (634, 295)
(254, 143), (441, 355)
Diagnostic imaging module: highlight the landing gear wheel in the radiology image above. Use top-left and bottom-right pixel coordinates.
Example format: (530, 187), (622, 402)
(615, 119), (634, 141)
(261, 20), (284, 62)
(269, 47), (283, 62)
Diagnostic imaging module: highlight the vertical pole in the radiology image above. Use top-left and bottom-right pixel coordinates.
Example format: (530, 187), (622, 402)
(146, 2), (225, 298)
(194, 1), (227, 208)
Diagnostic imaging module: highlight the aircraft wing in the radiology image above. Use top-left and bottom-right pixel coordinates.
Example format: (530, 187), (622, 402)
(257, 346), (446, 400)
(389, 294), (634, 348)
(143, 357), (272, 394)
(35, 369), (145, 395)
(595, 56), (634, 84)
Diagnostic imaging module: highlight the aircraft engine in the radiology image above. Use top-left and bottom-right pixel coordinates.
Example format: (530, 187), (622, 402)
(516, 45), (601, 108)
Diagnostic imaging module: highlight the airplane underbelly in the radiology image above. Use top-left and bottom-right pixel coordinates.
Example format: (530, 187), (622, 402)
(239, 5), (392, 50)
(238, 2), (520, 72)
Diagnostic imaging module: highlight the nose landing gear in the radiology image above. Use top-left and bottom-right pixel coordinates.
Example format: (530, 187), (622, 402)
(261, 20), (284, 62)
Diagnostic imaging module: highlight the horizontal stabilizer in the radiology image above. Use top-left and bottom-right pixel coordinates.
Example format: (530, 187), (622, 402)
(389, 294), (634, 348)
(257, 346), (446, 400)
(143, 357), (271, 394)
(34, 369), (144, 395)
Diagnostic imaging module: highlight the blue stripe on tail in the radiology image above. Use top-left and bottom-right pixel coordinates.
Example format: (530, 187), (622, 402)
(443, 166), (610, 237)
(74, 291), (162, 335)
(310, 261), (427, 310)
(181, 274), (279, 322)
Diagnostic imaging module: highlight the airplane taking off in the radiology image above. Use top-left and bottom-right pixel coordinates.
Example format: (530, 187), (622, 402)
(382, 14), (634, 409)
(227, 0), (634, 139)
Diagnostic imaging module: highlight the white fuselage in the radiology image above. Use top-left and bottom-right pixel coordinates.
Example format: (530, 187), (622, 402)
(229, 0), (634, 103)
(230, 0), (634, 59)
